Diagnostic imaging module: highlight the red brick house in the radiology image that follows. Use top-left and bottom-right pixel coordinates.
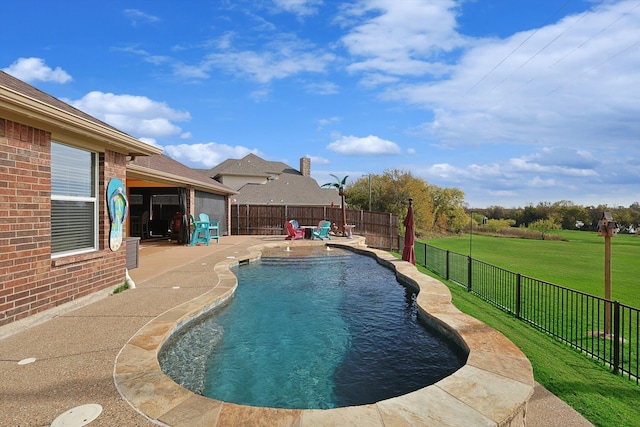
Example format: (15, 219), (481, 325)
(0, 71), (163, 328)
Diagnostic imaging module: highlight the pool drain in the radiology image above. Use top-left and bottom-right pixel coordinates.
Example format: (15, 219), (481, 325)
(50, 404), (102, 427)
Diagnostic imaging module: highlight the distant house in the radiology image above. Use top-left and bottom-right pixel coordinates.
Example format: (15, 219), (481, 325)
(203, 153), (341, 206)
(0, 71), (162, 327)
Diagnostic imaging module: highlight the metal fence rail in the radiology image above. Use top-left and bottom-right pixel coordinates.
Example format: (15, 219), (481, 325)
(415, 241), (639, 384)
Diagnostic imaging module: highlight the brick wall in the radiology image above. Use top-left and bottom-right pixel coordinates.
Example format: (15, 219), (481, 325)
(0, 118), (128, 327)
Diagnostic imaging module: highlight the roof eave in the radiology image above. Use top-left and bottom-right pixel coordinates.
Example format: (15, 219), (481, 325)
(0, 86), (162, 157)
(127, 163), (237, 195)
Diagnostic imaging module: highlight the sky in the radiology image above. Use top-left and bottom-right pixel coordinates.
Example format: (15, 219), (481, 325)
(2, 0), (639, 209)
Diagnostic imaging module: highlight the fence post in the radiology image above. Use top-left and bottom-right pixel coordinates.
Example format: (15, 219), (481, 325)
(613, 301), (620, 375)
(245, 204), (250, 234)
(423, 242), (427, 266)
(467, 256), (472, 292)
(446, 250), (450, 281)
(516, 273), (522, 319)
(389, 212), (394, 251)
(234, 203), (239, 235)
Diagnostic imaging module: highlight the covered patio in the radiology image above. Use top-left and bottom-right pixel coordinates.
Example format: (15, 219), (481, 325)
(126, 154), (235, 242)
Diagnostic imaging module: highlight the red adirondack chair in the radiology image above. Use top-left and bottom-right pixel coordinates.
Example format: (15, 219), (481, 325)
(285, 220), (304, 240)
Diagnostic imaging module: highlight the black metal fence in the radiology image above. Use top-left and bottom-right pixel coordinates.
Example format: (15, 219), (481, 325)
(414, 241), (639, 384)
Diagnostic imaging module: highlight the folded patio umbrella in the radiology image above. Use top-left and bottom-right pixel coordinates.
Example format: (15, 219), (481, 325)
(402, 198), (416, 265)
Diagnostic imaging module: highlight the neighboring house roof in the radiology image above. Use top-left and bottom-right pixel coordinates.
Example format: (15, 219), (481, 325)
(206, 153), (295, 179)
(128, 154), (236, 195)
(234, 176), (342, 206)
(0, 71), (160, 157)
(206, 153), (341, 206)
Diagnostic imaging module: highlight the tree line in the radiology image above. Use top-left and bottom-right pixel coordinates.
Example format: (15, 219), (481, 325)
(344, 170), (640, 236)
(478, 201), (640, 233)
(346, 170), (468, 237)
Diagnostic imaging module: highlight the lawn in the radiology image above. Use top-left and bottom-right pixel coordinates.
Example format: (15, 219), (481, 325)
(419, 264), (640, 427)
(424, 230), (640, 308)
(409, 231), (640, 426)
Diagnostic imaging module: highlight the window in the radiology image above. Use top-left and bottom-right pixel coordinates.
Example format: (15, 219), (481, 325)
(51, 142), (98, 256)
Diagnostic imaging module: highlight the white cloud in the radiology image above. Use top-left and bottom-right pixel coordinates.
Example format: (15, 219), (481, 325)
(164, 142), (259, 168)
(138, 137), (161, 148)
(273, 0), (322, 17)
(523, 147), (599, 169)
(421, 163), (470, 182)
(340, 0), (466, 77)
(358, 73), (400, 87)
(381, 0), (640, 152)
(204, 47), (336, 83)
(509, 148), (600, 177)
(529, 176), (557, 188)
(305, 81), (339, 95)
(306, 154), (330, 165)
(405, 143), (637, 207)
(123, 9), (160, 26)
(249, 87), (271, 102)
(317, 116), (341, 128)
(2, 57), (72, 83)
(186, 33), (336, 83)
(114, 46), (171, 65)
(173, 63), (210, 79)
(327, 134), (401, 155)
(66, 91), (190, 138)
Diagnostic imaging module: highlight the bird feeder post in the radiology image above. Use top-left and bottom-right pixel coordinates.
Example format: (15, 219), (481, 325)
(597, 211), (619, 336)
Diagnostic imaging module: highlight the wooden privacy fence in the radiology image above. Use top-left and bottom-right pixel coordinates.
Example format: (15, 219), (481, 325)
(230, 204), (399, 251)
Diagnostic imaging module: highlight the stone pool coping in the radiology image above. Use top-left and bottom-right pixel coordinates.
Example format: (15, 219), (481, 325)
(114, 239), (534, 426)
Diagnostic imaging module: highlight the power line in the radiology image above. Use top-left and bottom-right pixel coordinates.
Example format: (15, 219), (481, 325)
(549, 1), (640, 69)
(469, 0), (640, 98)
(545, 1), (640, 95)
(465, 0), (574, 95)
(547, 39), (640, 95)
(486, 2), (599, 94)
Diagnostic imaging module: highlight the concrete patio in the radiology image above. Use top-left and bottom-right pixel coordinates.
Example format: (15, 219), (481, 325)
(0, 235), (593, 426)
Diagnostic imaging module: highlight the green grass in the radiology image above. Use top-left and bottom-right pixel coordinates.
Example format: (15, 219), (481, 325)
(405, 230), (640, 426)
(112, 281), (129, 294)
(424, 230), (640, 308)
(415, 264), (640, 427)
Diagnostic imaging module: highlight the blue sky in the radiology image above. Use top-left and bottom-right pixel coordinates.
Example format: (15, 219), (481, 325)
(2, 0), (639, 208)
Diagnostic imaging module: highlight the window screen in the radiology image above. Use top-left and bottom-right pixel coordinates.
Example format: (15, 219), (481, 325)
(51, 142), (97, 255)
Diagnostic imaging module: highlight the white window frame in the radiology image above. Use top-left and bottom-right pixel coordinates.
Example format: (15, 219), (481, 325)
(50, 142), (99, 257)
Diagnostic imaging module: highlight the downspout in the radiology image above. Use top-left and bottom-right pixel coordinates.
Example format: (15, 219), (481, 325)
(125, 269), (136, 289)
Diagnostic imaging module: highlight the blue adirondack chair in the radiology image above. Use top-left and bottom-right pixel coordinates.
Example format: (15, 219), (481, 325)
(312, 220), (332, 240)
(190, 214), (211, 246)
(199, 213), (220, 243)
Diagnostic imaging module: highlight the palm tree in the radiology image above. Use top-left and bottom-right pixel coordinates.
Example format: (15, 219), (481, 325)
(322, 174), (348, 235)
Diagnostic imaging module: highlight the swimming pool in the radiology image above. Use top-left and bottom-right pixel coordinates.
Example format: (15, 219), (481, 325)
(159, 246), (466, 409)
(115, 238), (534, 425)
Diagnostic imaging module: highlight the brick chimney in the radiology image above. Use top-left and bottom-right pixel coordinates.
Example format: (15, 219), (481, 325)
(300, 156), (311, 177)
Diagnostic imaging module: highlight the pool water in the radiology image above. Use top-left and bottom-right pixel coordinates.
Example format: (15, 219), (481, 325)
(159, 247), (466, 409)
